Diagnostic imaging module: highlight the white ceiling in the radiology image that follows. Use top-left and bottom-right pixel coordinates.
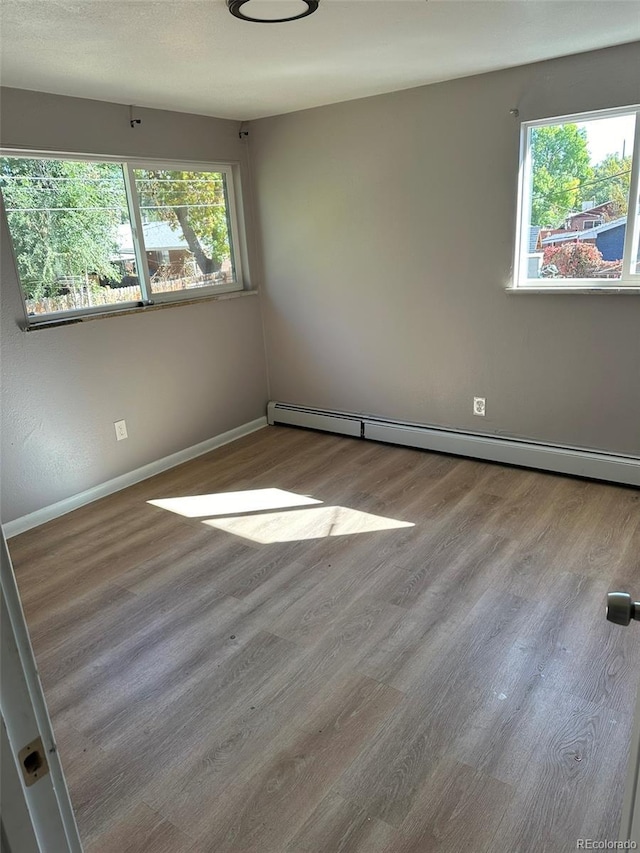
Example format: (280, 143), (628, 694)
(1, 0), (639, 121)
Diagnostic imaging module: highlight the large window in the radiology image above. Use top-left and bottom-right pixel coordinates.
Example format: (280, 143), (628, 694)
(514, 106), (640, 290)
(0, 154), (244, 324)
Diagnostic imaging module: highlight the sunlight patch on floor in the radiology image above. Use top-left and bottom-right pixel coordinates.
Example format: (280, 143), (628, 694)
(148, 488), (321, 518)
(201, 505), (415, 544)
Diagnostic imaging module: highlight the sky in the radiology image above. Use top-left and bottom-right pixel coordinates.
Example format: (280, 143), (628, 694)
(578, 114), (636, 164)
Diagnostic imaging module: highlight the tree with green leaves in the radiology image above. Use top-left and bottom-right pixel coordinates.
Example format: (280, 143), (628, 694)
(530, 124), (593, 227)
(133, 169), (230, 276)
(0, 157), (125, 300)
(590, 153), (632, 219)
(0, 160), (232, 307)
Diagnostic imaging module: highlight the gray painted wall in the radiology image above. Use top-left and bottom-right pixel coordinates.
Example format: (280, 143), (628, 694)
(0, 90), (269, 523)
(2, 45), (639, 524)
(249, 43), (640, 457)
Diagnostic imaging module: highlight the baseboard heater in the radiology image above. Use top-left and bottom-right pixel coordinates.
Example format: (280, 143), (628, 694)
(267, 401), (640, 487)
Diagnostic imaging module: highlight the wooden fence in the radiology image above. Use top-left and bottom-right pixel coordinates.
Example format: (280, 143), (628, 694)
(26, 275), (229, 316)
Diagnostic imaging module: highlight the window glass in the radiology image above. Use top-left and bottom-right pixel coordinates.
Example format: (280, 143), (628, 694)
(132, 169), (235, 295)
(0, 156), (243, 324)
(0, 157), (140, 316)
(524, 113), (636, 282)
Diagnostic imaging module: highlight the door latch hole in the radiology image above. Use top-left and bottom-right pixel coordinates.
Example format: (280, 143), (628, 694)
(18, 737), (49, 787)
(23, 749), (43, 775)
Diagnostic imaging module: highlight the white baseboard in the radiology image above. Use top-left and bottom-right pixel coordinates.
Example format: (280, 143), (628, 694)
(2, 417), (267, 539)
(267, 401), (640, 488)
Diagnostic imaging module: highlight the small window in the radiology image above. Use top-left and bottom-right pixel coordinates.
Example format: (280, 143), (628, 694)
(0, 154), (244, 325)
(514, 106), (640, 289)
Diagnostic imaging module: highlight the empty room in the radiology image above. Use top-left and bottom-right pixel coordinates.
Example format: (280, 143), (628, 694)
(1, 2), (640, 851)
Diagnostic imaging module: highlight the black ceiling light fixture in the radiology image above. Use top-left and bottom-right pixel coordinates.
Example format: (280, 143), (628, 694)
(227, 0), (319, 23)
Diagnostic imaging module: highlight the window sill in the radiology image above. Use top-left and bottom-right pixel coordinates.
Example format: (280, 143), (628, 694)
(23, 288), (259, 331)
(506, 286), (640, 295)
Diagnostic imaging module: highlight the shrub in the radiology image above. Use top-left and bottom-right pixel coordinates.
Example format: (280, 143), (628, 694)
(541, 242), (605, 278)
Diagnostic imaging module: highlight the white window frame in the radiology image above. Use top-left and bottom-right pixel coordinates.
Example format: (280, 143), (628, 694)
(0, 150), (246, 327)
(512, 104), (640, 293)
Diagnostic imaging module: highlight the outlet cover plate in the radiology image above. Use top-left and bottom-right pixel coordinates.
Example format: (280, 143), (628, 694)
(473, 397), (486, 417)
(114, 419), (128, 440)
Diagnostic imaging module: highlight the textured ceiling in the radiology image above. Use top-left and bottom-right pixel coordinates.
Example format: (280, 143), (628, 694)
(1, 0), (639, 120)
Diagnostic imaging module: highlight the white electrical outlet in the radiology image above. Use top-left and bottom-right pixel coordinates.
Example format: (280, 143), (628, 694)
(114, 419), (128, 441)
(473, 397), (486, 417)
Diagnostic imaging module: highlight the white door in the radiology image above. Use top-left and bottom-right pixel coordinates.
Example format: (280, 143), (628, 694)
(620, 686), (640, 846)
(607, 592), (640, 845)
(0, 529), (83, 852)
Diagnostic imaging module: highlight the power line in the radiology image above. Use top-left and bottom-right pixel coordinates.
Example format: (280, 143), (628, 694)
(532, 168), (631, 202)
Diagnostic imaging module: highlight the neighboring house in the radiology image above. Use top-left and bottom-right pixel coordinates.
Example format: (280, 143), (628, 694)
(540, 215), (626, 261)
(595, 219), (626, 261)
(529, 226), (541, 252)
(538, 202), (615, 251)
(527, 225), (543, 278)
(541, 228), (597, 251)
(116, 221), (196, 278)
(564, 201), (613, 232)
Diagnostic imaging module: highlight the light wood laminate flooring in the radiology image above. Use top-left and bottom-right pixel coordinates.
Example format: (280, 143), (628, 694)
(8, 426), (640, 852)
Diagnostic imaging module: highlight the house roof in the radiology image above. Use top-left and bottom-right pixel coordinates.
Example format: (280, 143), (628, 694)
(116, 222), (189, 255)
(566, 201), (613, 218)
(541, 216), (626, 246)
